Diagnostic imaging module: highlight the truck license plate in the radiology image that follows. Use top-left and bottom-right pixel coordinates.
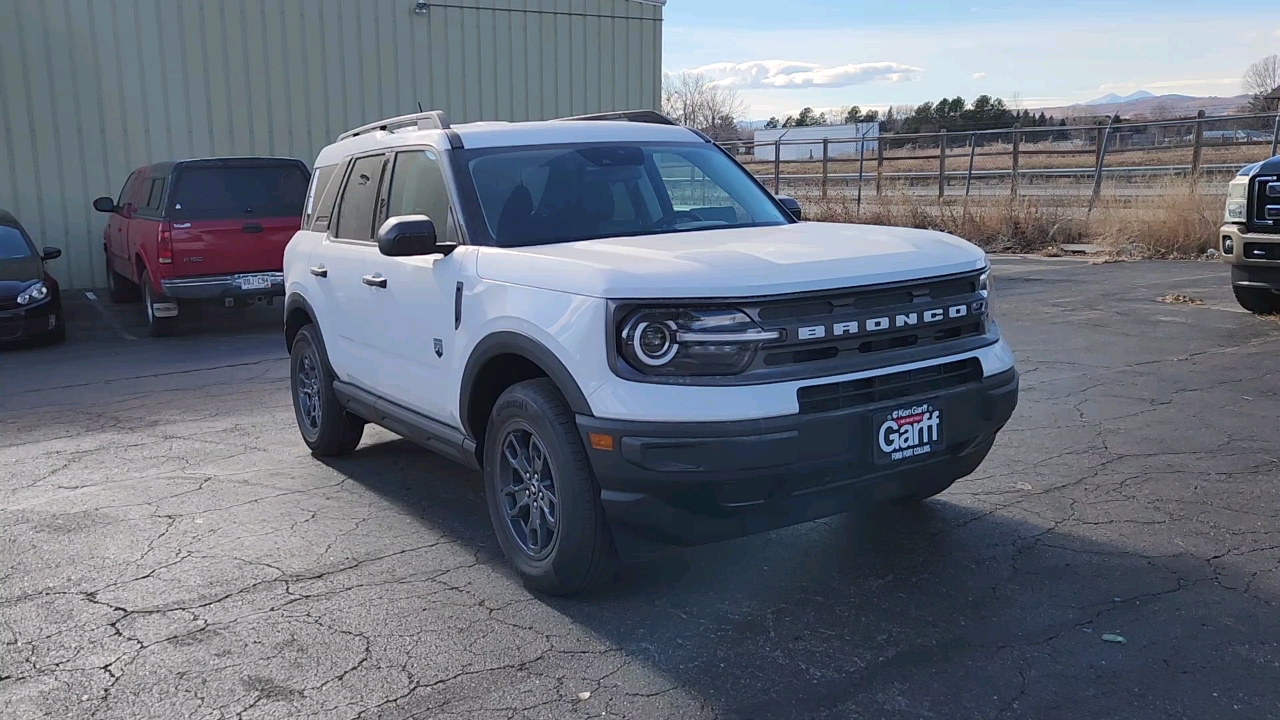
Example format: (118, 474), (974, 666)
(236, 274), (273, 290)
(873, 400), (944, 464)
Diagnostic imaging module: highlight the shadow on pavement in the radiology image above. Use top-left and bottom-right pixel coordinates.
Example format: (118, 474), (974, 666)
(323, 437), (1280, 720)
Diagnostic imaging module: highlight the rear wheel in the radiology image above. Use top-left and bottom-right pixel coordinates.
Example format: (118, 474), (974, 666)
(290, 324), (364, 456)
(1232, 286), (1280, 314)
(483, 378), (618, 596)
(105, 253), (137, 304)
(141, 271), (179, 337)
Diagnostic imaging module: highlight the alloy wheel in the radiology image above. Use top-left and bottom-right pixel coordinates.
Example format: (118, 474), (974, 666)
(296, 348), (322, 434)
(498, 426), (559, 560)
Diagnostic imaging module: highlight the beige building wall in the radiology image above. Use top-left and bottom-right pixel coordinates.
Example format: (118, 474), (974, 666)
(0, 0), (664, 288)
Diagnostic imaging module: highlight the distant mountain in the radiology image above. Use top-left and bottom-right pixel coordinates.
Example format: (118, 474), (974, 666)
(1085, 90), (1155, 106)
(1032, 93), (1252, 121)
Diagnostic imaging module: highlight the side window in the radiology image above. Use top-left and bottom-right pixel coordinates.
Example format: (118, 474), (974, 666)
(303, 164), (338, 228)
(310, 159), (348, 233)
(333, 155), (386, 242)
(116, 171), (141, 207)
(141, 178), (165, 215)
(387, 149), (452, 235)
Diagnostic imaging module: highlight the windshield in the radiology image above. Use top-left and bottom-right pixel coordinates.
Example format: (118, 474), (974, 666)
(458, 143), (790, 247)
(168, 164), (310, 221)
(0, 225), (34, 260)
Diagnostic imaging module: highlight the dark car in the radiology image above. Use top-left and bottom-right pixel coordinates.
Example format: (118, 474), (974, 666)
(0, 210), (65, 345)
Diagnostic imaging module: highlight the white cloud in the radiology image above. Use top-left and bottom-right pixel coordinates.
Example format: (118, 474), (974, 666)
(973, 72), (987, 80)
(676, 60), (922, 90)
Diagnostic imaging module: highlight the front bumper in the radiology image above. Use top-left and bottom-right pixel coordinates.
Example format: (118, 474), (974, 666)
(577, 367), (1018, 556)
(0, 298), (62, 342)
(160, 273), (285, 301)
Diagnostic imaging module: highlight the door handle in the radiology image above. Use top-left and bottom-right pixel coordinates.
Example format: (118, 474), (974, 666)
(362, 274), (387, 288)
(310, 266), (328, 278)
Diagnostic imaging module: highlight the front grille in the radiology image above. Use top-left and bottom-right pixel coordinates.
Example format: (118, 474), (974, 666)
(750, 270), (989, 372)
(0, 296), (18, 311)
(797, 358), (983, 415)
(1252, 176), (1280, 234)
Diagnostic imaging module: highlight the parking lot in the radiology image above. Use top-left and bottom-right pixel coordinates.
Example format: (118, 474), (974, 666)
(3, 257), (1279, 720)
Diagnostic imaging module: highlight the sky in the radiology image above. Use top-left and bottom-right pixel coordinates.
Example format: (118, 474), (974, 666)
(661, 0), (1280, 120)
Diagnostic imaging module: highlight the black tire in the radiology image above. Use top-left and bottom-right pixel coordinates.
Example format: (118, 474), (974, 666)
(1233, 286), (1280, 315)
(105, 253), (137, 304)
(141, 271), (179, 337)
(290, 324), (364, 457)
(483, 378), (617, 596)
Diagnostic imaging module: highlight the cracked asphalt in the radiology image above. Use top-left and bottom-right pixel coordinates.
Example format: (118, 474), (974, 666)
(2, 258), (1279, 720)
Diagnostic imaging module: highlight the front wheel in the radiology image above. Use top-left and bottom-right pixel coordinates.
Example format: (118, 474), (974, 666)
(290, 324), (364, 456)
(483, 379), (617, 596)
(1233, 286), (1280, 315)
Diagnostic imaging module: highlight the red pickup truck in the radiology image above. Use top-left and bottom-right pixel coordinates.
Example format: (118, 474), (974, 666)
(93, 157), (311, 336)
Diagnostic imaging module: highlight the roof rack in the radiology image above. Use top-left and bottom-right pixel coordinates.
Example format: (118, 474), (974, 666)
(337, 110), (451, 142)
(556, 110), (678, 126)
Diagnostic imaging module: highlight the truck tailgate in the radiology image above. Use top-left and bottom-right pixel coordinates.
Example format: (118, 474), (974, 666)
(169, 217), (298, 276)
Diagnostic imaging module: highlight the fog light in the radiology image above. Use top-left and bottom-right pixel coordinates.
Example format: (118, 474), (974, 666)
(1223, 237), (1234, 255)
(47, 314), (57, 330)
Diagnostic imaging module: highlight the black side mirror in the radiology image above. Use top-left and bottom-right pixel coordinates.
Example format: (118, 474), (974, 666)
(92, 197), (117, 214)
(776, 195), (802, 221)
(41, 247), (62, 261)
(376, 215), (455, 257)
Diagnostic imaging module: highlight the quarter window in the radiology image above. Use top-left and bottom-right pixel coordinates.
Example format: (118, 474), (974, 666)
(333, 155), (387, 242)
(142, 178), (165, 214)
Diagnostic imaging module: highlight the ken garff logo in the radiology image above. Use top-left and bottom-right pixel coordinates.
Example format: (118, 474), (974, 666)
(433, 338), (444, 358)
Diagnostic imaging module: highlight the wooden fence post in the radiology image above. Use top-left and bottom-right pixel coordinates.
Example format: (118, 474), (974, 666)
(876, 139), (885, 196)
(938, 129), (947, 199)
(1190, 109), (1206, 189)
(1272, 111), (1280, 158)
(773, 139), (782, 194)
(964, 132), (977, 198)
(1088, 117), (1115, 215)
(821, 139), (830, 200)
(1010, 124), (1021, 198)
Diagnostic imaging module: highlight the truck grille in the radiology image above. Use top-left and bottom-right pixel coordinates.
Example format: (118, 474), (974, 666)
(1252, 175), (1280, 235)
(743, 270), (991, 378)
(797, 358), (983, 414)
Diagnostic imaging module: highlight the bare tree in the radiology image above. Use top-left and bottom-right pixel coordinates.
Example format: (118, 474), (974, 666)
(661, 72), (748, 142)
(1244, 55), (1280, 97)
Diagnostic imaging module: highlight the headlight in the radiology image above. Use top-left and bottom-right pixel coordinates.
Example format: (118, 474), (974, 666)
(1225, 178), (1249, 223)
(619, 307), (780, 376)
(16, 281), (48, 306)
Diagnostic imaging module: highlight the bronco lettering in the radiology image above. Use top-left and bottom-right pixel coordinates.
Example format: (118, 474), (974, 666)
(797, 303), (973, 340)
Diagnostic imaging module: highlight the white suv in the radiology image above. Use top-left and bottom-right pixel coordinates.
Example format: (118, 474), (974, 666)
(284, 110), (1019, 595)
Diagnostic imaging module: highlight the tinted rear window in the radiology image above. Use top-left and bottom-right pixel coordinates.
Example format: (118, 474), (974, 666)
(168, 164), (310, 221)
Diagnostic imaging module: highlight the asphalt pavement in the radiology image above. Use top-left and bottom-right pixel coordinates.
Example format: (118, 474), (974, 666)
(2, 258), (1279, 720)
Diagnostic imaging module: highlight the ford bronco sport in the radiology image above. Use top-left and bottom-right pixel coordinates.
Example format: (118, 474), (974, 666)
(283, 110), (1019, 595)
(1221, 156), (1280, 313)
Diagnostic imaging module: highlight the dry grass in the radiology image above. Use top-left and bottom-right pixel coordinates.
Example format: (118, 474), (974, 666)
(799, 180), (1222, 258)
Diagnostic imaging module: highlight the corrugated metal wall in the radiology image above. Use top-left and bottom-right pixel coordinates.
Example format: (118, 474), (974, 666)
(0, 0), (664, 288)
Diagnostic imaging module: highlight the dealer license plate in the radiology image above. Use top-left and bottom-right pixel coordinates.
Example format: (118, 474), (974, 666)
(873, 399), (944, 464)
(236, 274), (274, 290)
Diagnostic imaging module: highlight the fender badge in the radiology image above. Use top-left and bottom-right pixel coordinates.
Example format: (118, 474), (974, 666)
(433, 338), (444, 358)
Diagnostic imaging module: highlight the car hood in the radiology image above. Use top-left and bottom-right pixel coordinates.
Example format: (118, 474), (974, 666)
(475, 222), (988, 299)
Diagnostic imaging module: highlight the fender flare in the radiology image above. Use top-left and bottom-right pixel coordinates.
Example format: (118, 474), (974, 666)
(284, 292), (325, 354)
(459, 331), (593, 437)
